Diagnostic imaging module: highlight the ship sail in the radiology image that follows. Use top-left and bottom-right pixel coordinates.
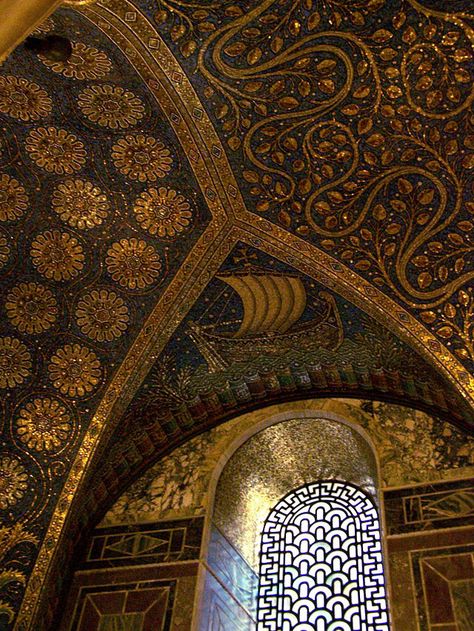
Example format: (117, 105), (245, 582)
(217, 273), (307, 338)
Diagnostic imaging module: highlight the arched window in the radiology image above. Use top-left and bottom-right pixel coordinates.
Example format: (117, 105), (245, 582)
(258, 481), (390, 631)
(199, 413), (392, 631)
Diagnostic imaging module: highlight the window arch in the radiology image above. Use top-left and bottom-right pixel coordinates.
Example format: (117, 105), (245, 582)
(257, 480), (390, 631)
(200, 411), (392, 631)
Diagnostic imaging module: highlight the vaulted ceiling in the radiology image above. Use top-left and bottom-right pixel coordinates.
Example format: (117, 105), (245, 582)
(0, 1), (473, 629)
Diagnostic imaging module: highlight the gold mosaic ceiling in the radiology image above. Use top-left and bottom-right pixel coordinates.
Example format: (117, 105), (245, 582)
(0, 0), (473, 629)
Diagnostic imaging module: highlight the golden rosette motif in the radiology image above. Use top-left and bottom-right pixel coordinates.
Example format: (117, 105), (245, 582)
(0, 337), (32, 389)
(30, 230), (85, 281)
(0, 233), (9, 268)
(134, 187), (193, 237)
(0, 76), (52, 122)
(40, 42), (112, 80)
(5, 282), (58, 334)
(78, 85), (145, 129)
(75, 289), (129, 342)
(111, 135), (172, 182)
(48, 343), (101, 397)
(15, 398), (71, 452)
(52, 180), (109, 229)
(0, 455), (29, 510)
(25, 127), (86, 175)
(0, 173), (28, 222)
(106, 238), (162, 290)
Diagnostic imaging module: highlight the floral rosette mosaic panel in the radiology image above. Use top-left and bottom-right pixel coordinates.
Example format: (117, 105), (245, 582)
(0, 7), (211, 625)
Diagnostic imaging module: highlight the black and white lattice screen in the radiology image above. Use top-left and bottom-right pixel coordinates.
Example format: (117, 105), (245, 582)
(257, 481), (390, 630)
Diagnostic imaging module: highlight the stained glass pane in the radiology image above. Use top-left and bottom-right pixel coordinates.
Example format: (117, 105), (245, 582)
(257, 481), (390, 630)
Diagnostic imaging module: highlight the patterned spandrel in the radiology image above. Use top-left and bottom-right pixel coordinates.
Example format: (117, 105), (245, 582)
(257, 481), (390, 631)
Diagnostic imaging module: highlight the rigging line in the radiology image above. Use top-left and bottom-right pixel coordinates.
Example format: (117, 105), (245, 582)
(215, 288), (234, 325)
(197, 283), (228, 322)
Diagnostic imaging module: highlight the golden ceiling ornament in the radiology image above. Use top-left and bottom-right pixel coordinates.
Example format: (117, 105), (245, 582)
(63, 0), (98, 6)
(13, 1), (474, 630)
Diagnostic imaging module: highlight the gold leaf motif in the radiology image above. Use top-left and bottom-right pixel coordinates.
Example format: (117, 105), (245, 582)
(316, 59), (336, 73)
(289, 19), (301, 37)
(243, 170), (259, 183)
(417, 189), (434, 205)
(367, 133), (384, 147)
(458, 290), (469, 306)
(448, 232), (464, 245)
(270, 79), (285, 95)
(441, 31), (460, 46)
(318, 79), (335, 94)
(412, 255), (429, 268)
(321, 239), (335, 249)
(437, 326), (454, 339)
(342, 104), (359, 115)
(444, 303), (456, 318)
(387, 85), (403, 99)
(299, 178), (312, 195)
(402, 26), (417, 44)
(421, 311), (436, 323)
(247, 48), (262, 65)
(372, 29), (393, 43)
(228, 136), (241, 151)
(357, 118), (373, 135)
(417, 212), (430, 225)
(197, 21), (215, 33)
(438, 266), (449, 282)
(393, 12), (406, 29)
(171, 24), (186, 41)
(315, 201), (330, 215)
(428, 242), (443, 253)
(397, 178), (413, 195)
(298, 80), (311, 97)
(386, 223), (401, 235)
(353, 86), (370, 99)
(372, 204), (386, 220)
(307, 12), (321, 31)
(380, 48), (397, 61)
(278, 210), (291, 227)
(271, 36), (283, 54)
(181, 40), (197, 58)
(278, 96), (299, 110)
(417, 272), (432, 288)
(224, 42), (246, 57)
(244, 81), (262, 93)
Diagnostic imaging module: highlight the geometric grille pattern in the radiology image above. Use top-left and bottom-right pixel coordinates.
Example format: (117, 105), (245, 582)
(257, 481), (390, 630)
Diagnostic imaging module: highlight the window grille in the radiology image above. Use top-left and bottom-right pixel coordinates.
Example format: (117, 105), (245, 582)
(257, 480), (390, 630)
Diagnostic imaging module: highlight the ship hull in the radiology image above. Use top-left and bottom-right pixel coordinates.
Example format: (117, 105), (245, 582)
(187, 292), (343, 371)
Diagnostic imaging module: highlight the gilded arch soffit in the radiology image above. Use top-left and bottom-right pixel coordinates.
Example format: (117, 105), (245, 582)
(0, 0), (472, 630)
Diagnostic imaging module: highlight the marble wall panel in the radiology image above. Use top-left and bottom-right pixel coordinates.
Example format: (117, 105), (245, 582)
(102, 399), (474, 529)
(384, 477), (474, 535)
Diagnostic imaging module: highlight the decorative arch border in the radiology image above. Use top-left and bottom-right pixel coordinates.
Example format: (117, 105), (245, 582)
(192, 404), (394, 631)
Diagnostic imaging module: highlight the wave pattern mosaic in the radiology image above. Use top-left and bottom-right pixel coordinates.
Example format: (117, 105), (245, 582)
(257, 481), (390, 631)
